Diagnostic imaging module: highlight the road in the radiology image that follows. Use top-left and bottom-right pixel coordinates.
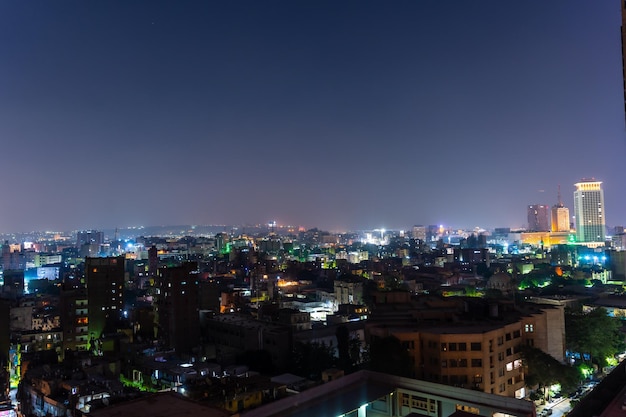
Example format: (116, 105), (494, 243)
(537, 396), (574, 417)
(547, 398), (572, 417)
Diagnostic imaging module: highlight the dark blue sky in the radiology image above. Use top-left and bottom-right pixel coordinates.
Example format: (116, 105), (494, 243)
(0, 1), (624, 233)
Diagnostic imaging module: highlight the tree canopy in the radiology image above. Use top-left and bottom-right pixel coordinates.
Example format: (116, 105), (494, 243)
(565, 307), (625, 368)
(521, 345), (580, 395)
(291, 341), (336, 380)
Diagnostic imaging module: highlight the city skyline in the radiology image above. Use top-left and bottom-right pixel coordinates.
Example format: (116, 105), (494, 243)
(1, 1), (624, 233)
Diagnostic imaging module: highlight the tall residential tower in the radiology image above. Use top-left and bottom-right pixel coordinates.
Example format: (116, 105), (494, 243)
(86, 256), (125, 340)
(573, 179), (605, 244)
(156, 262), (200, 354)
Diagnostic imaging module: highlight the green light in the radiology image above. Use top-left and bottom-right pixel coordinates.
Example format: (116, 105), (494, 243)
(579, 363), (593, 378)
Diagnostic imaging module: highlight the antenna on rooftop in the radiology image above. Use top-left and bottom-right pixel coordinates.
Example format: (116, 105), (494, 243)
(557, 185), (563, 207)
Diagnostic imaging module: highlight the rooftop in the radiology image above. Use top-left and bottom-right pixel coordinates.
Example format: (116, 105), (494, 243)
(88, 391), (228, 417)
(241, 370), (535, 417)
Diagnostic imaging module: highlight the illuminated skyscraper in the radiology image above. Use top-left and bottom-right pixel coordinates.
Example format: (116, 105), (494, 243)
(551, 205), (570, 232)
(551, 186), (570, 232)
(573, 179), (605, 243)
(527, 205), (549, 232)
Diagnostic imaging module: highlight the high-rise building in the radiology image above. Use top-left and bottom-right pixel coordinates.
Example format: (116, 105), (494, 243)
(551, 187), (570, 232)
(428, 225), (440, 241)
(2, 241), (24, 270)
(156, 262), (200, 354)
(77, 230), (104, 247)
(2, 270), (24, 298)
(527, 205), (550, 232)
(148, 245), (158, 277)
(573, 179), (606, 243)
(86, 256), (125, 341)
(77, 230), (104, 257)
(412, 225), (427, 242)
(60, 286), (89, 353)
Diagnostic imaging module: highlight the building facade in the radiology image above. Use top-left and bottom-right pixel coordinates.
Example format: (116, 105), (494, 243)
(367, 301), (565, 399)
(551, 205), (570, 232)
(60, 287), (89, 353)
(334, 279), (364, 305)
(2, 270), (24, 298)
(204, 314), (292, 371)
(412, 225), (427, 242)
(373, 323), (526, 399)
(86, 256), (125, 340)
(157, 262), (200, 354)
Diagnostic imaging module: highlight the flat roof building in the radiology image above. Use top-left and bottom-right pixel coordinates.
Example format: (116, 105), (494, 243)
(241, 370), (535, 417)
(89, 391), (228, 417)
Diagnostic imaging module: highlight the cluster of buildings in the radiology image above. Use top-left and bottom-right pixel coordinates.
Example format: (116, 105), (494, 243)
(0, 179), (623, 416)
(524, 179), (608, 248)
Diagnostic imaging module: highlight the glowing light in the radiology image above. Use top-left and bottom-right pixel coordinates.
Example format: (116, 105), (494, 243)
(579, 363), (593, 378)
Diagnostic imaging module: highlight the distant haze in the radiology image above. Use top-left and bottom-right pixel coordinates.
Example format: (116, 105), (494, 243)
(0, 0), (624, 233)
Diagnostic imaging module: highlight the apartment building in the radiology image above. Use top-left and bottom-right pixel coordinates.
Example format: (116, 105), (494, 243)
(367, 295), (565, 398)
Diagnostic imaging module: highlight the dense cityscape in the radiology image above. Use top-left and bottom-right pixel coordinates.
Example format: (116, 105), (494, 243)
(0, 178), (625, 417)
(2, 1), (626, 417)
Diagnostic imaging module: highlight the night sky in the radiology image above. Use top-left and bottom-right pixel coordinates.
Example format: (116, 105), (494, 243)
(0, 1), (624, 233)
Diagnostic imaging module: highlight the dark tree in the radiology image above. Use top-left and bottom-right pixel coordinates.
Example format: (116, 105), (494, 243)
(291, 341), (336, 380)
(521, 345), (580, 399)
